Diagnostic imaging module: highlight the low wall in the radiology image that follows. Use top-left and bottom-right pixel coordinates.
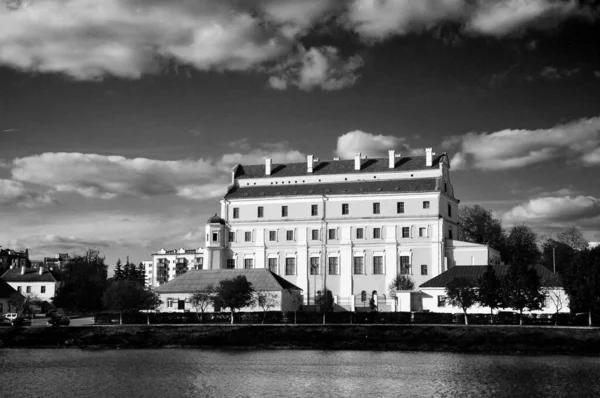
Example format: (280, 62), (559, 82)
(2, 325), (600, 354)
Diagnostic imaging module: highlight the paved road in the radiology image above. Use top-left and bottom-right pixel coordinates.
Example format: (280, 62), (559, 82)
(30, 316), (94, 328)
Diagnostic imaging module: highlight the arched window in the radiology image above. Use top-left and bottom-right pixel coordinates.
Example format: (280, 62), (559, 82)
(360, 290), (367, 302)
(372, 290), (378, 308)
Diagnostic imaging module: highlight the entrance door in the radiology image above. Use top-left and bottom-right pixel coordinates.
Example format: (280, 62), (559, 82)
(178, 300), (185, 310)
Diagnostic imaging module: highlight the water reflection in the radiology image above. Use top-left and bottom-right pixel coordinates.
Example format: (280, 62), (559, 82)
(1, 349), (599, 398)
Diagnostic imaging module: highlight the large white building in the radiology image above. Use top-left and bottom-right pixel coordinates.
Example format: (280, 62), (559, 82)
(147, 149), (500, 311)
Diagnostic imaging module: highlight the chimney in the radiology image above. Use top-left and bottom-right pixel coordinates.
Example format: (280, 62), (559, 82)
(425, 147), (433, 167)
(39, 266), (45, 275)
(307, 154), (314, 173)
(21, 266), (26, 275)
(354, 152), (361, 171)
(265, 158), (272, 176)
(388, 150), (395, 169)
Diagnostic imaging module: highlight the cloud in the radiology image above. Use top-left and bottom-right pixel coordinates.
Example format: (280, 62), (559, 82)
(334, 130), (419, 159)
(268, 46), (364, 91)
(467, 0), (588, 36)
(220, 142), (305, 166)
(7, 234), (111, 254)
(0, 178), (56, 208)
(445, 116), (600, 170)
(540, 66), (579, 80)
(503, 195), (600, 229)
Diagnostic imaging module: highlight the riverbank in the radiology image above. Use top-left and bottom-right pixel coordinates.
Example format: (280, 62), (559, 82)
(1, 325), (600, 354)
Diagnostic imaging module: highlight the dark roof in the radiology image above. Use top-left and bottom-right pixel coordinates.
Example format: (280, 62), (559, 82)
(155, 269), (302, 294)
(1, 267), (60, 283)
(225, 178), (440, 199)
(420, 264), (560, 288)
(207, 214), (226, 225)
(0, 278), (22, 299)
(235, 155), (445, 180)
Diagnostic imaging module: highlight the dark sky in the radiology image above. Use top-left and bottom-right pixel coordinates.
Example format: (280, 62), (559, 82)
(1, 0), (599, 266)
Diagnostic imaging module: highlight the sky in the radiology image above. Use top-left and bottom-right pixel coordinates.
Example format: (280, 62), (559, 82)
(1, 0), (599, 269)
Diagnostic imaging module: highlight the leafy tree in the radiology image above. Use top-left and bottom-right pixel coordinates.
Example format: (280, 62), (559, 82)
(215, 276), (255, 324)
(458, 204), (505, 252)
(501, 265), (546, 325)
(113, 259), (124, 281)
(540, 239), (574, 274)
(315, 289), (334, 324)
(190, 286), (215, 322)
(505, 225), (540, 267)
(562, 246), (600, 326)
(137, 262), (146, 285)
(102, 280), (161, 325)
(477, 265), (502, 324)
(445, 277), (477, 325)
(255, 291), (279, 323)
(543, 274), (567, 326)
(557, 226), (589, 251)
(388, 275), (415, 298)
(53, 249), (108, 313)
(288, 290), (301, 324)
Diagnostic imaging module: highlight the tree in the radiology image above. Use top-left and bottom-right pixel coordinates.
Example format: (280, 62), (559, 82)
(540, 239), (574, 274)
(458, 204), (505, 252)
(543, 274), (566, 326)
(137, 262), (146, 285)
(501, 265), (546, 325)
(388, 275), (415, 297)
(288, 290), (301, 324)
(53, 249), (108, 313)
(477, 265), (502, 324)
(445, 277), (478, 325)
(557, 226), (589, 251)
(562, 246), (600, 326)
(102, 280), (160, 325)
(190, 286), (215, 322)
(113, 259), (124, 281)
(505, 225), (541, 267)
(215, 276), (255, 324)
(315, 289), (334, 324)
(255, 291), (279, 323)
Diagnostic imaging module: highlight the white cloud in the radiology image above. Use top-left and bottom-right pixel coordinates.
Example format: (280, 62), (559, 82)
(268, 46), (364, 91)
(0, 178), (56, 207)
(540, 66), (579, 80)
(220, 142), (305, 166)
(8, 234), (111, 254)
(334, 130), (419, 159)
(445, 116), (600, 170)
(503, 195), (600, 228)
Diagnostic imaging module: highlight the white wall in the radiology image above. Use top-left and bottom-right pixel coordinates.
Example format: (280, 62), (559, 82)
(157, 290), (299, 313)
(6, 281), (55, 303)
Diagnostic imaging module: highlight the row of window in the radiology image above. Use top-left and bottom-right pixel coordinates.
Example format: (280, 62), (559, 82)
(232, 201), (442, 219)
(222, 256), (429, 276)
(17, 286), (46, 294)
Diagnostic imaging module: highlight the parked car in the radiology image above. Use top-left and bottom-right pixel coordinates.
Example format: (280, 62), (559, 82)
(3, 313), (18, 322)
(47, 315), (70, 326)
(45, 309), (57, 317)
(11, 316), (32, 327)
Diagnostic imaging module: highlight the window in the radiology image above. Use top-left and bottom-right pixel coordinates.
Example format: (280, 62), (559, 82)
(419, 227), (426, 237)
(421, 264), (428, 275)
(373, 228), (381, 239)
(26, 286), (31, 293)
(41, 286), (46, 294)
(286, 230), (294, 241)
(311, 204), (318, 216)
(448, 204), (452, 217)
(310, 257), (319, 275)
(226, 259), (235, 269)
(244, 232), (252, 242)
(282, 206), (288, 217)
(244, 258), (253, 269)
(402, 227), (410, 238)
(311, 229), (319, 240)
(17, 286), (21, 292)
(328, 257), (339, 275)
(269, 231), (276, 241)
(285, 258), (296, 275)
(233, 208), (239, 219)
(257, 206), (264, 218)
(423, 201), (430, 209)
(373, 256), (384, 274)
(228, 232), (235, 242)
(438, 296), (447, 307)
(196, 258), (204, 270)
(400, 256), (411, 275)
(449, 227), (453, 239)
(268, 258), (278, 274)
(356, 228), (364, 239)
(360, 290), (367, 303)
(397, 202), (404, 214)
(373, 202), (380, 214)
(342, 203), (349, 215)
(212, 232), (218, 242)
(354, 257), (364, 274)
(328, 229), (336, 240)
(444, 183), (447, 192)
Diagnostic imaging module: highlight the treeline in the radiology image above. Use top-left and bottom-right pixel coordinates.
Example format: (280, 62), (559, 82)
(457, 205), (600, 326)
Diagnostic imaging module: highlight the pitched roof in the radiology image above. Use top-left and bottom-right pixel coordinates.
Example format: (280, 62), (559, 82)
(155, 269), (302, 294)
(419, 264), (560, 288)
(1, 267), (60, 283)
(0, 278), (22, 299)
(235, 155), (445, 180)
(225, 178), (440, 199)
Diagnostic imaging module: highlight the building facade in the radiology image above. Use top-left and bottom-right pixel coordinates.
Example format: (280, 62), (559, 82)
(1, 266), (60, 312)
(146, 248), (205, 287)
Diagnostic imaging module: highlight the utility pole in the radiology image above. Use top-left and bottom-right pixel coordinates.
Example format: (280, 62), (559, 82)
(553, 246), (556, 274)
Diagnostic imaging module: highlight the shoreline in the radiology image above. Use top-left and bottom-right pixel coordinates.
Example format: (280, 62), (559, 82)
(2, 324), (600, 355)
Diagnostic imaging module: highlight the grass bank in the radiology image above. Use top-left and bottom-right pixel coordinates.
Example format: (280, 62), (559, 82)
(1, 325), (599, 354)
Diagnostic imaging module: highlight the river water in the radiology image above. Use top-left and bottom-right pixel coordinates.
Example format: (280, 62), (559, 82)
(1, 349), (599, 397)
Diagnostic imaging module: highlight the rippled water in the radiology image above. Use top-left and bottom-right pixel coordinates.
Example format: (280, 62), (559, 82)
(1, 349), (600, 398)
